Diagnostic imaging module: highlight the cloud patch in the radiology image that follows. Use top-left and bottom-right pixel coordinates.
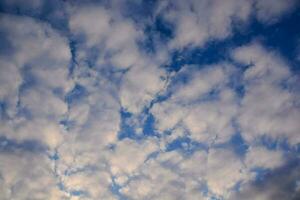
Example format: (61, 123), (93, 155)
(0, 1), (299, 199)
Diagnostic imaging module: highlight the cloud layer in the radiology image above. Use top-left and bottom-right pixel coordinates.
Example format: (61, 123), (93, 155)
(0, 0), (299, 199)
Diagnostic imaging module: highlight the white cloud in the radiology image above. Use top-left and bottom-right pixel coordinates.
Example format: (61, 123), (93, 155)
(108, 138), (158, 176)
(0, 14), (70, 68)
(206, 148), (248, 197)
(120, 63), (168, 114)
(0, 13), (72, 118)
(157, 0), (252, 48)
(68, 5), (142, 70)
(0, 1), (299, 199)
(50, 66), (122, 198)
(0, 59), (22, 117)
(232, 43), (300, 145)
(120, 147), (250, 199)
(231, 43), (291, 82)
(20, 87), (68, 118)
(0, 14), (73, 149)
(147, 41), (300, 199)
(0, 152), (67, 200)
(157, 0), (297, 49)
(62, 170), (114, 199)
(55, 134), (157, 198)
(151, 64), (238, 144)
(0, 118), (65, 149)
(254, 0), (297, 23)
(245, 146), (285, 170)
(69, 6), (112, 47)
(183, 93), (238, 144)
(69, 4), (169, 114)
(120, 151), (206, 200)
(146, 41), (299, 199)
(151, 99), (187, 133)
(170, 65), (229, 103)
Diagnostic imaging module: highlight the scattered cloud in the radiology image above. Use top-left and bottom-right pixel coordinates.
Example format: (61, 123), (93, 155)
(232, 43), (300, 145)
(254, 0), (298, 23)
(0, 0), (299, 199)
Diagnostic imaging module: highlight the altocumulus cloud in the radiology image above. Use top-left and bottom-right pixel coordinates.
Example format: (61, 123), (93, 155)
(0, 0), (299, 199)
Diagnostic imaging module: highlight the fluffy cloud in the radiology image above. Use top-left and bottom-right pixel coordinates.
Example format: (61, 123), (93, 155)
(0, 59), (22, 117)
(151, 64), (238, 144)
(232, 43), (300, 145)
(120, 151), (205, 200)
(157, 0), (252, 48)
(0, 13), (71, 117)
(68, 4), (143, 70)
(0, 1), (299, 199)
(147, 42), (299, 198)
(0, 151), (67, 200)
(206, 148), (248, 197)
(68, 4), (169, 114)
(120, 62), (167, 114)
(0, 12), (75, 198)
(0, 14), (72, 149)
(157, 0), (298, 49)
(245, 146), (285, 170)
(108, 138), (158, 176)
(120, 147), (249, 199)
(254, 0), (298, 23)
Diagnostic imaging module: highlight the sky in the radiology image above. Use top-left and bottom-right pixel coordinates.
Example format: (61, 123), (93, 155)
(0, 0), (300, 199)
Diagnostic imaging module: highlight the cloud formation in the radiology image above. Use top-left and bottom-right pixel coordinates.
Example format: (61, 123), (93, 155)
(0, 0), (299, 199)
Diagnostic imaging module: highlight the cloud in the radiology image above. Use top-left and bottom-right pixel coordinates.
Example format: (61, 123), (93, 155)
(0, 151), (67, 200)
(232, 42), (300, 145)
(245, 146), (285, 170)
(156, 0), (298, 49)
(205, 148), (249, 197)
(108, 138), (158, 176)
(0, 59), (22, 117)
(230, 159), (300, 200)
(120, 150), (206, 200)
(0, 13), (73, 149)
(157, 0), (252, 48)
(120, 62), (168, 114)
(170, 64), (230, 103)
(151, 63), (238, 145)
(0, 1), (299, 199)
(68, 4), (169, 114)
(61, 169), (115, 199)
(54, 71), (122, 197)
(0, 13), (71, 119)
(120, 147), (249, 199)
(254, 0), (298, 23)
(68, 4), (143, 70)
(147, 41), (299, 198)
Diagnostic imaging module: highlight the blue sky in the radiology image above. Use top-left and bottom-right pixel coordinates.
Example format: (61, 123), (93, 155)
(0, 0), (300, 199)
